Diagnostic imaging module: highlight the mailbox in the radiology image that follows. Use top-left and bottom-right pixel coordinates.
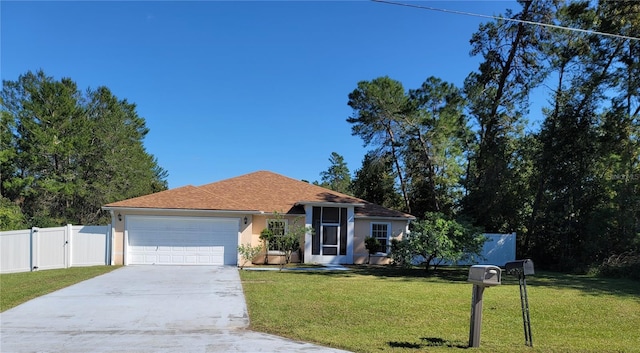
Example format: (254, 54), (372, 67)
(467, 265), (502, 287)
(504, 259), (535, 347)
(505, 259), (535, 276)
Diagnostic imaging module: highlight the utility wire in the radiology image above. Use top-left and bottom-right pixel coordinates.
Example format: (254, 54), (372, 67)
(372, 0), (640, 42)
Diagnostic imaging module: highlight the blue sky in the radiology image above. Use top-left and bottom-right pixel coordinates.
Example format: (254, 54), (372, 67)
(2, 0), (525, 189)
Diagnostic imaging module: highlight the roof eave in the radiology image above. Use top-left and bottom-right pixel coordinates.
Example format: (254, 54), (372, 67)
(295, 201), (366, 208)
(355, 215), (416, 221)
(101, 206), (263, 215)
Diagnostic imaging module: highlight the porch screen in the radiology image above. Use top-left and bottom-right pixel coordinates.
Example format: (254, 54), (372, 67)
(311, 206), (347, 256)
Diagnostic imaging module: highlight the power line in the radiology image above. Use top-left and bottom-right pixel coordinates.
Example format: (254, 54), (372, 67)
(372, 0), (640, 42)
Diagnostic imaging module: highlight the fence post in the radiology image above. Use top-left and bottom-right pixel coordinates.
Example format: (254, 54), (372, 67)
(66, 224), (73, 268)
(30, 227), (39, 271)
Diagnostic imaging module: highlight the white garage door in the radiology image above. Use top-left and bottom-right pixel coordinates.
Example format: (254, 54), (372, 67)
(126, 216), (239, 265)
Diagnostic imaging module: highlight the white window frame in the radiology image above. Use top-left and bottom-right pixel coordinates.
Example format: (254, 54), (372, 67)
(266, 219), (288, 252)
(370, 222), (391, 254)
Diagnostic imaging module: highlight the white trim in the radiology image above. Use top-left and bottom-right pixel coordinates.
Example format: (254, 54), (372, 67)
(356, 215), (416, 221)
(304, 205), (313, 262)
(346, 207), (355, 261)
(265, 218), (289, 251)
(266, 218), (289, 233)
(320, 223), (340, 256)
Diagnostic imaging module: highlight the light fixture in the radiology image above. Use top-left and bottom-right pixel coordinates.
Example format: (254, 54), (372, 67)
(244, 216), (248, 225)
(117, 213), (122, 222)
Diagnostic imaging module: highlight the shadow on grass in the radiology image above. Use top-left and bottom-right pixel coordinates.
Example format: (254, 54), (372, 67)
(519, 271), (640, 299)
(388, 337), (467, 350)
(283, 265), (470, 282)
(280, 265), (640, 298)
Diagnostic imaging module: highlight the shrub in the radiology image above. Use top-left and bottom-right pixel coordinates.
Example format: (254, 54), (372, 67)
(389, 212), (486, 272)
(364, 236), (381, 264)
(596, 251), (640, 280)
(390, 238), (412, 268)
(237, 243), (263, 269)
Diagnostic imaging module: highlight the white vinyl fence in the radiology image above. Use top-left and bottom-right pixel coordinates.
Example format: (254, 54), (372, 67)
(0, 225), (110, 274)
(426, 233), (517, 267)
(467, 232), (517, 266)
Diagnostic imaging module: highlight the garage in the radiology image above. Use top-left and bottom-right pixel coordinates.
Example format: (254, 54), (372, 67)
(126, 216), (239, 265)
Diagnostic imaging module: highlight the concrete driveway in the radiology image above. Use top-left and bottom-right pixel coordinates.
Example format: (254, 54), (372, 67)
(0, 266), (351, 353)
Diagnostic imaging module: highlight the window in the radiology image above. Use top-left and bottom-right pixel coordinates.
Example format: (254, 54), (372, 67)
(371, 223), (390, 253)
(266, 219), (287, 251)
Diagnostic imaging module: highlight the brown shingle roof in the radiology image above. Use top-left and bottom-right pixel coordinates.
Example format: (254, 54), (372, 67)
(104, 171), (414, 219)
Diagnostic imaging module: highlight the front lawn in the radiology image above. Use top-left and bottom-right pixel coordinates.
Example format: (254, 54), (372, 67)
(0, 266), (119, 312)
(240, 266), (640, 353)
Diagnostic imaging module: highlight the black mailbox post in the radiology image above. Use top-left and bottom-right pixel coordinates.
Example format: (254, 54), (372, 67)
(505, 259), (534, 347)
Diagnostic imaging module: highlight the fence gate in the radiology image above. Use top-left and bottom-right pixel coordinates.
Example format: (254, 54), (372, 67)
(31, 226), (69, 271)
(1, 225), (109, 274)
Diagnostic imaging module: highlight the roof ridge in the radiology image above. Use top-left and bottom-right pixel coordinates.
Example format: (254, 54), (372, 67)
(198, 170), (276, 187)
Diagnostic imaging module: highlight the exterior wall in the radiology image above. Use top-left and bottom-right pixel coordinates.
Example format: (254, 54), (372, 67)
(249, 214), (305, 265)
(303, 205), (355, 264)
(111, 209), (253, 266)
(352, 218), (409, 265)
(110, 209), (410, 266)
(113, 217), (124, 265)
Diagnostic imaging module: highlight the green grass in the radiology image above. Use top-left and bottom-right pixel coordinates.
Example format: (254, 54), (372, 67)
(240, 266), (640, 353)
(0, 266), (120, 312)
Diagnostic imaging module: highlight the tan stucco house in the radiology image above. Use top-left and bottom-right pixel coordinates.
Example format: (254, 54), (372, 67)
(102, 171), (414, 266)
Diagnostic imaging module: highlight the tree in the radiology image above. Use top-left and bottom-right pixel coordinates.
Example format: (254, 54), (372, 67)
(347, 77), (412, 213)
(0, 70), (168, 227)
(351, 151), (402, 210)
(315, 152), (352, 194)
(348, 76), (470, 216)
(389, 212), (486, 272)
(525, 1), (640, 270)
(405, 77), (470, 217)
(0, 196), (26, 231)
(462, 0), (551, 233)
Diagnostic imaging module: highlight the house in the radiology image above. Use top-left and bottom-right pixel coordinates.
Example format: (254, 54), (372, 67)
(102, 171), (415, 266)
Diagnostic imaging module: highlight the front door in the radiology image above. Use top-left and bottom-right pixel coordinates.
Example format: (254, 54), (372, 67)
(322, 225), (339, 256)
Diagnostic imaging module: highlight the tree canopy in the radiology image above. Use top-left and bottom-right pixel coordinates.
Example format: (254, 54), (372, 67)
(341, 0), (639, 274)
(1, 70), (168, 229)
(314, 152), (352, 194)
